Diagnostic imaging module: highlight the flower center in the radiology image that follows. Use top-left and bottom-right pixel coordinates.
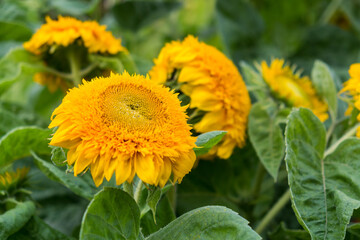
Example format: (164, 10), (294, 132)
(279, 76), (312, 107)
(101, 84), (165, 129)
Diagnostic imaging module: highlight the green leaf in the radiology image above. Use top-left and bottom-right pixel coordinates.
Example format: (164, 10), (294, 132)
(50, 146), (67, 167)
(0, 126), (51, 168)
(249, 102), (285, 180)
(80, 187), (140, 240)
(32, 153), (95, 200)
(0, 106), (26, 136)
(0, 21), (32, 41)
(0, 47), (45, 94)
(285, 108), (360, 240)
(216, 0), (263, 62)
(0, 201), (36, 239)
(146, 206), (260, 239)
(8, 216), (74, 240)
(194, 131), (227, 156)
(146, 186), (161, 223)
(240, 61), (268, 100)
(311, 60), (337, 119)
(141, 195), (175, 237)
(112, 1), (181, 31)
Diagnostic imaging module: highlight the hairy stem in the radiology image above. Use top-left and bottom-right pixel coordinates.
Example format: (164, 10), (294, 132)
(67, 50), (82, 86)
(255, 189), (291, 234)
(325, 123), (359, 157)
(252, 163), (266, 200)
(134, 180), (144, 203)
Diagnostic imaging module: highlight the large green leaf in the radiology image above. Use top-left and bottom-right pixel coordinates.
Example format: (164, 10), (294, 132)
(80, 187), (140, 240)
(194, 131), (227, 156)
(240, 61), (268, 101)
(0, 201), (36, 239)
(8, 216), (74, 240)
(113, 1), (181, 31)
(0, 106), (26, 136)
(285, 108), (360, 239)
(32, 153), (95, 200)
(249, 102), (285, 180)
(0, 21), (32, 41)
(311, 60), (337, 119)
(0, 47), (45, 94)
(146, 206), (260, 239)
(0, 126), (51, 167)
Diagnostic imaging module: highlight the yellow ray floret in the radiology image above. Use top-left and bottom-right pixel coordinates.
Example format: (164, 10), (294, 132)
(261, 59), (328, 122)
(24, 16), (127, 55)
(149, 35), (251, 159)
(49, 72), (196, 187)
(340, 63), (360, 137)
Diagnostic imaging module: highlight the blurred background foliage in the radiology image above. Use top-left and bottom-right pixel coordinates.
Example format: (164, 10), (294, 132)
(1, 0), (360, 238)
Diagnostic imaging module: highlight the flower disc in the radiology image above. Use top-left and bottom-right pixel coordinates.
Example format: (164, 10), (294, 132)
(49, 72), (196, 187)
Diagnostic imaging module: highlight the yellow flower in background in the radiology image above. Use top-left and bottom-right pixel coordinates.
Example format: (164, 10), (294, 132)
(49, 72), (196, 187)
(34, 72), (69, 92)
(149, 35), (251, 159)
(24, 16), (127, 55)
(261, 59), (328, 122)
(0, 168), (29, 191)
(340, 63), (360, 136)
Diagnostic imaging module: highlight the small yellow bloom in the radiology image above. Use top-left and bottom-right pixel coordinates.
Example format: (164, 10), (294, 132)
(261, 59), (328, 122)
(340, 63), (360, 137)
(149, 35), (251, 159)
(0, 168), (29, 192)
(24, 16), (127, 55)
(49, 72), (196, 187)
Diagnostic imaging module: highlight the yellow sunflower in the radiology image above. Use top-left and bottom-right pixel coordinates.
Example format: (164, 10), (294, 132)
(149, 35), (251, 159)
(261, 59), (328, 122)
(340, 63), (360, 136)
(49, 72), (196, 187)
(0, 168), (29, 192)
(24, 16), (127, 55)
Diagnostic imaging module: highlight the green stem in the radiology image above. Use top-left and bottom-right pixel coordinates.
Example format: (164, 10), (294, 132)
(67, 50), (82, 86)
(43, 66), (72, 80)
(324, 123), (360, 157)
(167, 184), (177, 211)
(252, 163), (266, 200)
(79, 62), (98, 77)
(326, 112), (337, 143)
(134, 180), (144, 203)
(255, 189), (291, 234)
